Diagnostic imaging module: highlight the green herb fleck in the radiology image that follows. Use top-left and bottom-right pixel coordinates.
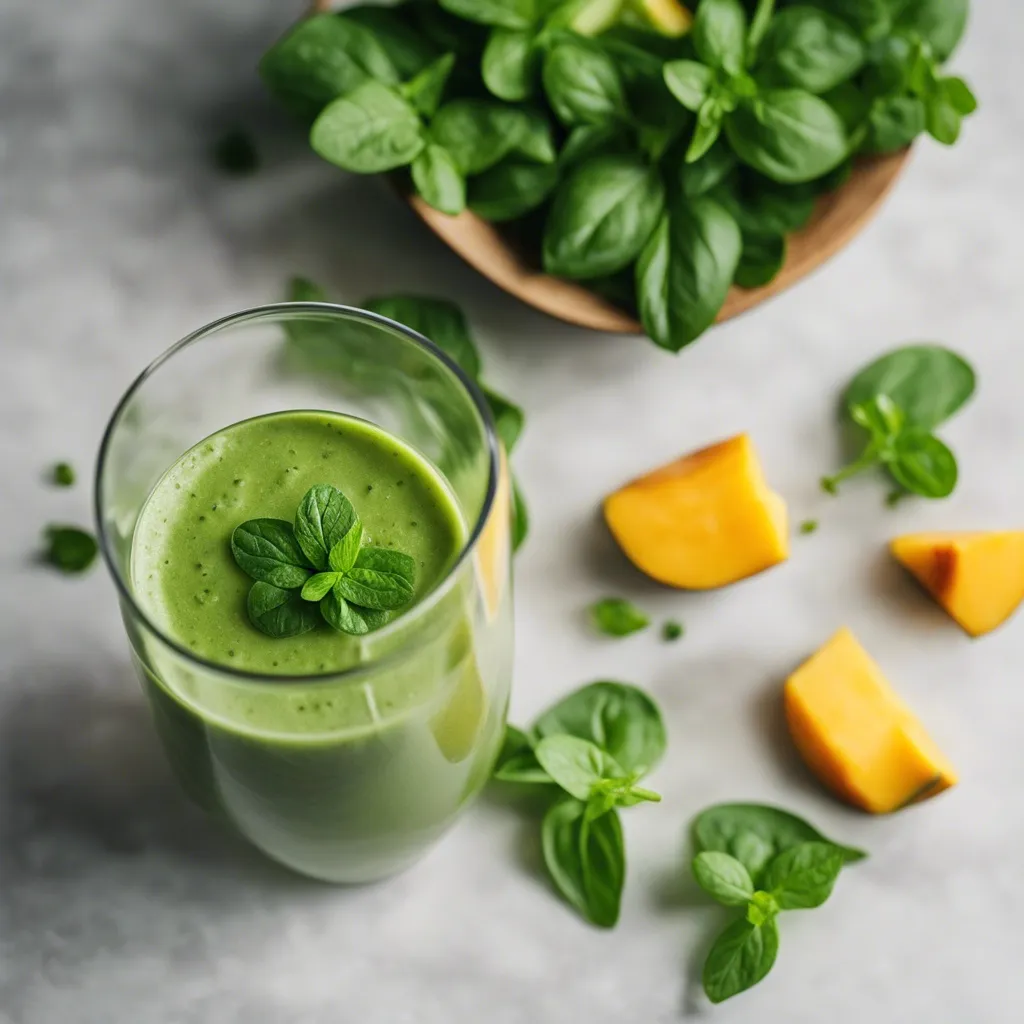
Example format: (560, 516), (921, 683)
(799, 519), (819, 535)
(589, 597), (649, 637)
(662, 620), (684, 642)
(52, 462), (75, 487)
(211, 130), (260, 176)
(44, 525), (98, 573)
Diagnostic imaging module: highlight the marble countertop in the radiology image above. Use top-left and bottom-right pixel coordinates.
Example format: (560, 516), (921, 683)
(2, 1), (1023, 1021)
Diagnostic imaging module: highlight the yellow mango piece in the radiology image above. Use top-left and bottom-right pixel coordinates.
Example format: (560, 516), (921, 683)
(603, 434), (789, 589)
(784, 628), (958, 814)
(475, 449), (511, 623)
(632, 0), (693, 36)
(891, 532), (1024, 637)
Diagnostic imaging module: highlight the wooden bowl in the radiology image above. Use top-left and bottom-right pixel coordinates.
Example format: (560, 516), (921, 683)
(408, 150), (912, 334)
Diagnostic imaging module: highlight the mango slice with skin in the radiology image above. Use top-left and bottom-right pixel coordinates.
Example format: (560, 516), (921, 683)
(603, 434), (789, 589)
(785, 628), (957, 814)
(891, 531), (1024, 637)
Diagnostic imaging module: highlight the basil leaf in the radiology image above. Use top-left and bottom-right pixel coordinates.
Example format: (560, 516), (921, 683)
(482, 28), (538, 101)
(231, 519), (312, 588)
(864, 95), (926, 153)
(542, 797), (625, 928)
(494, 724), (552, 783)
(335, 547), (416, 610)
(692, 803), (866, 882)
(482, 388), (525, 452)
(320, 585), (388, 635)
(294, 485), (357, 571)
(692, 851), (756, 906)
(344, 4), (441, 78)
(636, 195), (742, 352)
(693, 0), (748, 76)
(430, 100), (525, 175)
(364, 295), (481, 378)
(663, 59), (716, 113)
(300, 572), (341, 603)
(558, 123), (631, 169)
(762, 841), (845, 910)
(534, 735), (625, 801)
(726, 179), (817, 235)
(688, 101), (725, 162)
(469, 160), (558, 222)
(44, 525), (98, 573)
(511, 475), (530, 551)
(746, 889), (780, 925)
(259, 14), (399, 120)
(758, 7), (865, 95)
(510, 107), (557, 164)
(402, 53), (456, 118)
(533, 681), (667, 777)
(925, 94), (961, 145)
(328, 521), (364, 574)
(589, 597), (650, 637)
(412, 144), (467, 216)
(726, 89), (848, 184)
(542, 39), (629, 126)
(543, 154), (665, 279)
(735, 233), (785, 287)
(844, 344), (975, 431)
(895, 0), (969, 62)
(888, 430), (958, 498)
(247, 582), (320, 638)
(702, 917), (779, 1004)
(311, 81), (425, 174)
(804, 0), (891, 38)
(747, 0), (776, 56)
(942, 76), (978, 116)
(678, 140), (737, 197)
(438, 0), (535, 30)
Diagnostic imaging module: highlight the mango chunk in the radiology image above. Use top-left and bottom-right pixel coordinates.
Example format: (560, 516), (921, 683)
(785, 628), (957, 814)
(631, 0), (693, 36)
(891, 532), (1024, 637)
(603, 434), (789, 589)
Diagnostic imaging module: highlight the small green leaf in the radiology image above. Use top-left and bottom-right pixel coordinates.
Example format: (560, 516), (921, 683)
(746, 889), (780, 925)
(329, 521), (364, 574)
(702, 917), (779, 1004)
(693, 0), (747, 76)
(735, 233), (786, 288)
(52, 462), (75, 487)
(493, 724), (552, 783)
(469, 160), (558, 223)
(589, 597), (650, 637)
(439, 0), (535, 30)
(534, 734), (625, 801)
(662, 620), (684, 641)
(543, 39), (630, 126)
(247, 581), (321, 638)
(320, 584), (389, 635)
(799, 519), (819, 535)
(762, 841), (846, 910)
(335, 547), (416, 610)
(411, 144), (467, 216)
(482, 388), (525, 453)
(44, 525), (98, 574)
(294, 485), (356, 571)
(403, 52), (456, 119)
(511, 475), (529, 551)
(482, 27), (538, 101)
(231, 519), (311, 588)
(888, 430), (958, 498)
(663, 60), (716, 112)
(300, 572), (340, 603)
(692, 851), (756, 906)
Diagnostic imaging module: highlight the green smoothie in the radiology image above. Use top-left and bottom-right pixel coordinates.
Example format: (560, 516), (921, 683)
(129, 410), (512, 881)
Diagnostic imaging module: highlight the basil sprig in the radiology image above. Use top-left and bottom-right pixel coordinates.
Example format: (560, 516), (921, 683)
(262, 0), (977, 353)
(821, 344), (975, 501)
(691, 802), (866, 1003)
(493, 681), (666, 927)
(230, 484), (416, 638)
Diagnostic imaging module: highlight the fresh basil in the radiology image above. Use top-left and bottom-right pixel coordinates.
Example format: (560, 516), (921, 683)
(294, 485), (357, 570)
(693, 851), (756, 906)
(311, 81), (425, 174)
(431, 100), (529, 175)
(300, 572), (340, 603)
(344, 4), (441, 78)
(247, 581), (321, 638)
(758, 7), (865, 94)
(896, 0), (969, 62)
(703, 917), (779, 1003)
(411, 144), (467, 216)
(231, 519), (312, 588)
(482, 387), (526, 452)
(693, 0), (748, 76)
(511, 476), (530, 551)
(678, 141), (738, 197)
(402, 53), (456, 118)
(542, 797), (625, 928)
(762, 841), (845, 909)
(663, 60), (716, 113)
(44, 525), (98, 574)
(636, 195), (742, 352)
(493, 724), (551, 783)
(534, 735), (627, 801)
(864, 94), (926, 152)
(439, 0), (535, 31)
(482, 28), (538, 101)
(542, 39), (630, 126)
(320, 585), (390, 635)
(469, 160), (558, 222)
(589, 597), (650, 637)
(735, 232), (785, 287)
(334, 548), (416, 610)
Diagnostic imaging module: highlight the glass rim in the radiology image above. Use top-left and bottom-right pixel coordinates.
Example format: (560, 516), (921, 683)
(94, 301), (501, 687)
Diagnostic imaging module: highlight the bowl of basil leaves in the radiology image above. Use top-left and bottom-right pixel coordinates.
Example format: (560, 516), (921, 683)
(266, 0), (977, 352)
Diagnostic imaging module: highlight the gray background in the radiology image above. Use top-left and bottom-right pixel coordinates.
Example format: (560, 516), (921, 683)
(2, 1), (1022, 1021)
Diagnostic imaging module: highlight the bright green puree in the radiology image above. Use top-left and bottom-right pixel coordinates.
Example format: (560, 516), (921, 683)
(130, 411), (507, 882)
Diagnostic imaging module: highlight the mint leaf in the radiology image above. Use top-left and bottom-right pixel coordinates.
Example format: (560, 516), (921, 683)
(761, 841), (845, 910)
(231, 519), (311, 588)
(247, 582), (320, 638)
(335, 548), (416, 610)
(589, 597), (650, 637)
(703, 917), (779, 1004)
(692, 852), (756, 907)
(328, 520), (364, 574)
(294, 485), (356, 570)
(300, 572), (340, 603)
(44, 525), (98, 574)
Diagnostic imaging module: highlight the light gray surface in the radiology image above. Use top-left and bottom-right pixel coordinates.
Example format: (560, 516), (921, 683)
(2, 1), (1022, 1021)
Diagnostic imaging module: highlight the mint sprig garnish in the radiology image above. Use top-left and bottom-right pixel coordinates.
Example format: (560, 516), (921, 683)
(230, 483), (416, 638)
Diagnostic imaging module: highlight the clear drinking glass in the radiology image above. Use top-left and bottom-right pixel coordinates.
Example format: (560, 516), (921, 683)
(95, 304), (513, 883)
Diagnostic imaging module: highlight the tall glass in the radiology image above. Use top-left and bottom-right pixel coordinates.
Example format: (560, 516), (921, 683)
(96, 304), (513, 882)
